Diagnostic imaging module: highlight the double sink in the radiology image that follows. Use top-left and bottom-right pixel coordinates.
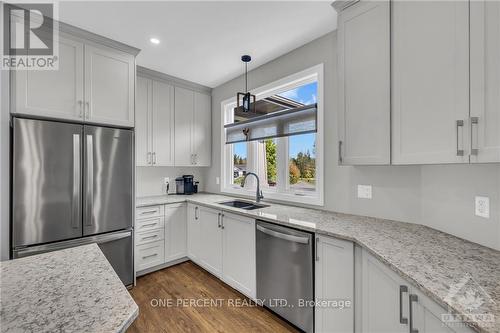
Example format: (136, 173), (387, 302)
(219, 200), (269, 211)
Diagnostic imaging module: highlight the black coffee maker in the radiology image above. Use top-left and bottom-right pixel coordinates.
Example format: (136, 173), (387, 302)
(176, 175), (195, 195)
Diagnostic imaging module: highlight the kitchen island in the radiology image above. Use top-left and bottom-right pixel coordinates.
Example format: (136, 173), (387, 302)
(0, 244), (138, 333)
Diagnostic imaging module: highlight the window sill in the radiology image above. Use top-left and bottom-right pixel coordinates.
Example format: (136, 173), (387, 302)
(221, 187), (324, 207)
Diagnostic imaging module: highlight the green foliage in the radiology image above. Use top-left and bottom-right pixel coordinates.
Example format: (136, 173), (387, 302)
(291, 149), (316, 180)
(233, 154), (246, 165)
(265, 140), (277, 183)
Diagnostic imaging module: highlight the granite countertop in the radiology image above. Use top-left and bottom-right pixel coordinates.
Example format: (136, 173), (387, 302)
(137, 193), (500, 333)
(0, 244), (138, 333)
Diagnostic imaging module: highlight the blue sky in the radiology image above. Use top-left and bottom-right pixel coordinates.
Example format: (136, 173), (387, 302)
(234, 82), (317, 159)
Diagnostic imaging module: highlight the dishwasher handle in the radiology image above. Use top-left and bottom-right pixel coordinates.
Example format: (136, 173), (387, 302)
(257, 224), (310, 244)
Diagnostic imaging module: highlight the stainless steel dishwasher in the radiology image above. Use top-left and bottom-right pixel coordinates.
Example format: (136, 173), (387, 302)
(256, 220), (314, 333)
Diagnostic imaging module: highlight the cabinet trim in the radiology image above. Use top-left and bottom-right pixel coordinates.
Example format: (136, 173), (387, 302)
(137, 66), (211, 94)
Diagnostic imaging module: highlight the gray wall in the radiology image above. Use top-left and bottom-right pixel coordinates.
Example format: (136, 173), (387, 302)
(204, 31), (500, 251)
(136, 167), (206, 197)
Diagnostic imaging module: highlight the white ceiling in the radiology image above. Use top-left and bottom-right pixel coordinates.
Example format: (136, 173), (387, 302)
(59, 1), (337, 88)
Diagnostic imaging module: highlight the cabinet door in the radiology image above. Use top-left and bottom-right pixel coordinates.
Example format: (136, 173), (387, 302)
(221, 212), (255, 299)
(187, 204), (201, 262)
(392, 1), (469, 164)
(136, 76), (152, 166)
(338, 0), (390, 165)
(198, 206), (222, 277)
(470, 0), (500, 163)
(84, 44), (135, 127)
(174, 87), (194, 166)
(164, 203), (187, 261)
(410, 289), (474, 333)
(12, 35), (84, 121)
(315, 235), (354, 333)
(152, 81), (174, 166)
(361, 250), (409, 333)
(193, 92), (212, 166)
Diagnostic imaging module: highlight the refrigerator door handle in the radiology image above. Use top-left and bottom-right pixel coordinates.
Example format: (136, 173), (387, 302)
(86, 134), (94, 227)
(72, 134), (81, 229)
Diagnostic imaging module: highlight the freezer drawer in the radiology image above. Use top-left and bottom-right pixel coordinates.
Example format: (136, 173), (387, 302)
(13, 230), (134, 286)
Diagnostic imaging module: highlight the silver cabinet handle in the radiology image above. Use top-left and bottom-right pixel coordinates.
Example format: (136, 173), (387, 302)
(471, 117), (479, 156)
(72, 133), (81, 229)
(315, 237), (320, 261)
(399, 286), (409, 324)
(195, 206), (199, 220)
(140, 209), (157, 215)
(409, 294), (418, 333)
(78, 100), (83, 118)
(85, 101), (90, 119)
(456, 120), (464, 156)
(140, 222), (158, 228)
(221, 213), (225, 229)
(153, 152), (156, 164)
(85, 134), (93, 226)
(142, 253), (158, 259)
(141, 235), (158, 241)
(217, 212), (222, 228)
(338, 140), (343, 164)
(256, 225), (310, 244)
(147, 152), (152, 165)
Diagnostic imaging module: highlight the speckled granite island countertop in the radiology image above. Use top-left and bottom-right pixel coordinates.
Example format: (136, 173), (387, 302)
(138, 193), (500, 333)
(0, 244), (138, 333)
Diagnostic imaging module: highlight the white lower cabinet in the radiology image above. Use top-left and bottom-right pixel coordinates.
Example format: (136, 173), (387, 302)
(164, 203), (187, 261)
(135, 203), (187, 276)
(315, 235), (354, 333)
(221, 212), (256, 299)
(187, 204), (256, 299)
(359, 249), (474, 333)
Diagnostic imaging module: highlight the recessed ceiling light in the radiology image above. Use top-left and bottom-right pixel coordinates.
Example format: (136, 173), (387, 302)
(150, 38), (160, 45)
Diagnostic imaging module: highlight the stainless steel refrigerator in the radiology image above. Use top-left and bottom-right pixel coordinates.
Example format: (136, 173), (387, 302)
(11, 117), (134, 286)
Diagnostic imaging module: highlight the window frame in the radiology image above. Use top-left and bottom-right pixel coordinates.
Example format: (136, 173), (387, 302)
(220, 64), (324, 206)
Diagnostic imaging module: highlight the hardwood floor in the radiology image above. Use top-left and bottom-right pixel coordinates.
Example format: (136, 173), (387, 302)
(127, 261), (300, 333)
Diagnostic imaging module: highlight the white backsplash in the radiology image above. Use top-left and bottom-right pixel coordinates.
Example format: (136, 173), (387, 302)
(136, 166), (206, 197)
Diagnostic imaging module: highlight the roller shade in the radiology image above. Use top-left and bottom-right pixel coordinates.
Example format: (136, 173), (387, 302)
(225, 104), (317, 144)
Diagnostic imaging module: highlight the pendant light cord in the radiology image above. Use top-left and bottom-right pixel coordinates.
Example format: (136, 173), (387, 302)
(245, 62), (248, 92)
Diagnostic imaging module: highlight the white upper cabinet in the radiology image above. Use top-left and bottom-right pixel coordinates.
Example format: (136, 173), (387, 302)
(152, 81), (174, 166)
(84, 44), (135, 127)
(12, 34), (84, 121)
(470, 0), (500, 163)
(136, 76), (152, 166)
(391, 1), (470, 164)
(174, 87), (195, 166)
(174, 87), (212, 167)
(193, 92), (212, 166)
(337, 0), (390, 165)
(11, 24), (137, 128)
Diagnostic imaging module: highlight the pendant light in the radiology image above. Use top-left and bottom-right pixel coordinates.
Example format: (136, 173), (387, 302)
(236, 55), (256, 113)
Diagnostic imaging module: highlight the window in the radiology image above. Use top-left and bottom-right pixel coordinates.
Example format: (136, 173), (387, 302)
(221, 65), (324, 206)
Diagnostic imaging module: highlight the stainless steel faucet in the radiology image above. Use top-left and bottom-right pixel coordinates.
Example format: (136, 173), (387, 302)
(241, 172), (264, 203)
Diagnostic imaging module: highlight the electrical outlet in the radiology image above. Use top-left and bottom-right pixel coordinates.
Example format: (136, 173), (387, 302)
(357, 185), (372, 199)
(475, 196), (490, 218)
(163, 177), (170, 185)
(216, 177), (220, 185)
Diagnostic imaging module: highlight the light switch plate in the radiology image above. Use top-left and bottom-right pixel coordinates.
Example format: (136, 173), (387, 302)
(163, 177), (170, 185)
(357, 185), (372, 199)
(475, 196), (490, 218)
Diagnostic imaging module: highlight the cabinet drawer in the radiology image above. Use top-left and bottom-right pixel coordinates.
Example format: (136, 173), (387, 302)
(136, 205), (164, 219)
(135, 229), (164, 245)
(136, 216), (164, 232)
(136, 240), (165, 271)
